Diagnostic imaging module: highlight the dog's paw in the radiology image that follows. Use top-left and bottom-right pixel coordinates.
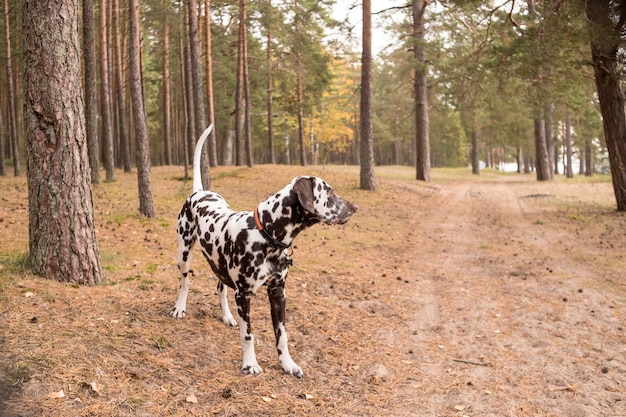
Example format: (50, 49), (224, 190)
(222, 314), (237, 327)
(281, 359), (303, 378)
(241, 363), (263, 375)
(170, 307), (186, 319)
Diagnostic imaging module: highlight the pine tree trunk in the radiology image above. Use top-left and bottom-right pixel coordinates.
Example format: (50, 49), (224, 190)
(182, 19), (196, 170)
(243, 17), (253, 168)
(84, 0), (100, 184)
(99, 0), (116, 181)
(163, 18), (172, 165)
(112, 0), (131, 173)
(587, 0), (626, 211)
(471, 129), (480, 175)
(565, 109), (573, 179)
(23, 0), (102, 284)
(0, 94), (6, 176)
(359, 0), (375, 190)
(413, 0), (431, 182)
(4, 0), (20, 177)
(296, 51), (306, 166)
(544, 104), (554, 178)
(534, 115), (551, 181)
(585, 140), (593, 176)
(129, 0), (155, 218)
(266, 26), (276, 164)
(235, 0), (246, 166)
(204, 0), (218, 167)
(187, 0), (210, 188)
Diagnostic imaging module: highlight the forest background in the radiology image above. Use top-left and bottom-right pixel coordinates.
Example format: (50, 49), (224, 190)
(0, 0), (605, 179)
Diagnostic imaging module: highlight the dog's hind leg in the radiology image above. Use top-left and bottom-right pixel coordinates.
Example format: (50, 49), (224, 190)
(235, 290), (263, 374)
(268, 278), (303, 378)
(217, 281), (237, 326)
(171, 204), (196, 319)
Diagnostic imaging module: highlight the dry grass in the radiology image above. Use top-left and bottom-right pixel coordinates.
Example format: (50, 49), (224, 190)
(1, 165), (625, 416)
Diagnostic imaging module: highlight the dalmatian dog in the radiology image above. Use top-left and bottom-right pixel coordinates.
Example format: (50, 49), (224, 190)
(171, 126), (358, 377)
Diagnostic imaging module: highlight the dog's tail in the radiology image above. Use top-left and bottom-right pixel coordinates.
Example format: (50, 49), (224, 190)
(193, 125), (213, 193)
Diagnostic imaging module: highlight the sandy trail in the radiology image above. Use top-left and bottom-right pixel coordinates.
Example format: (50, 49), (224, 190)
(385, 177), (625, 416)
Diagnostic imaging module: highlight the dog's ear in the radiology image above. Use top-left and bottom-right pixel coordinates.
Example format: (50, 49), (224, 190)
(293, 177), (316, 213)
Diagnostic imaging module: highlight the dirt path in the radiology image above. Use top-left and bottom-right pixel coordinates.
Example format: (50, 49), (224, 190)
(385, 177), (626, 416)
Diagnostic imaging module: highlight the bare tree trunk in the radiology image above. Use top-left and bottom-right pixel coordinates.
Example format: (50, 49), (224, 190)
(235, 0), (246, 166)
(204, 0), (218, 167)
(0, 98), (6, 176)
(243, 16), (253, 168)
(471, 129), (480, 175)
(585, 139), (593, 176)
(182, 14), (195, 171)
(129, 0), (155, 218)
(112, 0), (131, 173)
(534, 115), (551, 181)
(296, 50), (306, 166)
(565, 109), (573, 178)
(516, 147), (523, 173)
(4, 0), (20, 176)
(24, 0), (102, 284)
(100, 0), (116, 181)
(413, 0), (431, 182)
(187, 0), (210, 189)
(163, 17), (172, 165)
(266, 26), (276, 164)
(587, 0), (626, 210)
(360, 0), (375, 190)
(84, 0), (100, 184)
(545, 104), (555, 178)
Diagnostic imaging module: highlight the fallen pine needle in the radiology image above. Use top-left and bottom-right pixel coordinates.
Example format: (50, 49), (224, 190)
(453, 358), (492, 367)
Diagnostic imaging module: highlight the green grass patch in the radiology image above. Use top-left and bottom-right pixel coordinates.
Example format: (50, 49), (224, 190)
(0, 251), (31, 274)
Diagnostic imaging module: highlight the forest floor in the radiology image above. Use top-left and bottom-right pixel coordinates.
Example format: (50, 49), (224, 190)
(0, 164), (625, 417)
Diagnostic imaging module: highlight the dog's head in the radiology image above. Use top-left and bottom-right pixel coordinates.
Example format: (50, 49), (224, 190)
(292, 176), (358, 225)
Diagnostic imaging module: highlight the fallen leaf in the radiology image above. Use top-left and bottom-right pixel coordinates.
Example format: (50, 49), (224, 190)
(454, 405), (467, 411)
(24, 292), (34, 298)
(186, 393), (198, 403)
(48, 390), (65, 399)
(89, 381), (101, 395)
(261, 396), (272, 403)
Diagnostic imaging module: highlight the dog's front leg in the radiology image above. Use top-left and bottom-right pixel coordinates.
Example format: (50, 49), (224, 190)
(235, 290), (262, 375)
(268, 278), (303, 378)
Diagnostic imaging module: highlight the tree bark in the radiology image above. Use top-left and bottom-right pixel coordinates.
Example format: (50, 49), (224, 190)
(129, 0), (155, 218)
(163, 17), (172, 165)
(182, 14), (195, 171)
(112, 0), (131, 173)
(544, 104), (555, 178)
(565, 109), (573, 179)
(586, 0), (626, 210)
(534, 115), (551, 181)
(359, 0), (375, 190)
(413, 0), (431, 182)
(243, 10), (253, 168)
(4, 0), (20, 176)
(0, 104), (4, 176)
(471, 129), (480, 175)
(187, 0), (210, 188)
(296, 51), (306, 166)
(99, 0), (116, 181)
(585, 139), (593, 176)
(204, 0), (218, 167)
(23, 0), (102, 284)
(266, 25), (276, 164)
(83, 0), (100, 184)
(235, 0), (246, 166)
